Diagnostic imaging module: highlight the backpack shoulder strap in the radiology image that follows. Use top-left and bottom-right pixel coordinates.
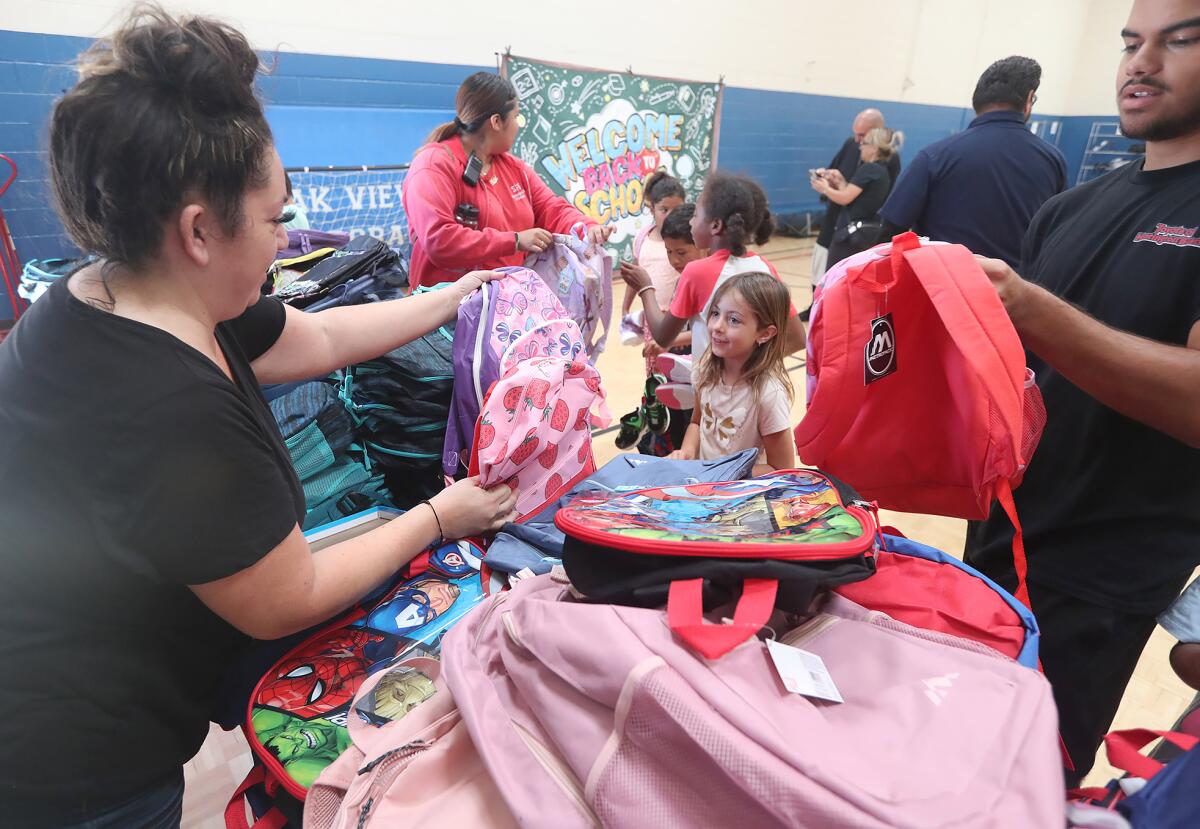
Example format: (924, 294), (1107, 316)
(902, 243), (1026, 465)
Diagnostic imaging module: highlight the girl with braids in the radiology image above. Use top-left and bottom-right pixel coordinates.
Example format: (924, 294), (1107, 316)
(669, 272), (796, 475)
(619, 172), (805, 359)
(403, 72), (612, 289)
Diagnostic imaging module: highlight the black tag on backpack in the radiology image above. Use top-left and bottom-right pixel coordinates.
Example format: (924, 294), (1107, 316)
(864, 313), (897, 384)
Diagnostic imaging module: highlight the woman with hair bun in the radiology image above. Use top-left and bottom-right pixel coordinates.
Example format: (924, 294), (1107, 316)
(0, 8), (516, 826)
(811, 127), (905, 266)
(403, 71), (613, 289)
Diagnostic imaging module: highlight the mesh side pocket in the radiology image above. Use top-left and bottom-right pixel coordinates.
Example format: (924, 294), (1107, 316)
(1020, 369), (1046, 471)
(286, 420), (336, 481)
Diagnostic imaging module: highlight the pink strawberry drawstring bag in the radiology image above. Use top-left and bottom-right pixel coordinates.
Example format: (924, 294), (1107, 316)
(468, 356), (610, 521)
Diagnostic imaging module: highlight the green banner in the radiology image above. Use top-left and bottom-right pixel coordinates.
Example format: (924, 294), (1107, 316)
(502, 54), (722, 259)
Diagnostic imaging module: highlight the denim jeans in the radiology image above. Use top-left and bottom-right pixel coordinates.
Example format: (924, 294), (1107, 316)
(60, 769), (184, 829)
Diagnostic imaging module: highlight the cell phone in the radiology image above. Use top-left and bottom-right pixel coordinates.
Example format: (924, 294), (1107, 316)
(462, 153), (483, 187)
(808, 168), (824, 179)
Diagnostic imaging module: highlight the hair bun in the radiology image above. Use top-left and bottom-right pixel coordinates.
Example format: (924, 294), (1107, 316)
(81, 6), (261, 121)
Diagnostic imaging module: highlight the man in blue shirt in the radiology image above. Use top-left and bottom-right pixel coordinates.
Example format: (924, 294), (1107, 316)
(879, 56), (1067, 267)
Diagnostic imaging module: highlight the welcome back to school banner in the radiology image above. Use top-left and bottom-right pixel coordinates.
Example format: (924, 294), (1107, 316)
(501, 54), (723, 260)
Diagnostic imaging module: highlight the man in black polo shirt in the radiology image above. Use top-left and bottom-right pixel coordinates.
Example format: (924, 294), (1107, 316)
(880, 56), (1066, 267)
(810, 108), (901, 287)
(967, 0), (1200, 784)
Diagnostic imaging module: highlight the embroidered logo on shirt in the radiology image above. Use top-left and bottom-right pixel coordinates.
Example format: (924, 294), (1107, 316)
(510, 183), (527, 202)
(1132, 223), (1200, 247)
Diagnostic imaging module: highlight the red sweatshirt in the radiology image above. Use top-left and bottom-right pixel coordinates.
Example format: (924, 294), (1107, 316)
(403, 137), (595, 288)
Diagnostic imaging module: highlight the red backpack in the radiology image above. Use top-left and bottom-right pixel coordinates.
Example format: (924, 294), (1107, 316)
(795, 232), (1045, 605)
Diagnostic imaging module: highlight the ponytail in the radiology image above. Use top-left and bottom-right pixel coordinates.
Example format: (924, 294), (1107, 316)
(864, 127), (904, 162)
(419, 71), (517, 151)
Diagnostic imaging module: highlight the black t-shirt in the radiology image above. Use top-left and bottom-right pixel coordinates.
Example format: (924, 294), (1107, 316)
(818, 138), (902, 247)
(0, 276), (305, 822)
(844, 162), (891, 224)
(966, 158), (1200, 615)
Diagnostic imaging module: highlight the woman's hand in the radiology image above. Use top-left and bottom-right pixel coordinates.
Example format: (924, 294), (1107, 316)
(667, 447), (697, 461)
(451, 269), (503, 303)
(822, 169), (847, 188)
(586, 224), (615, 246)
(618, 260), (653, 293)
(429, 476), (518, 538)
(516, 228), (554, 254)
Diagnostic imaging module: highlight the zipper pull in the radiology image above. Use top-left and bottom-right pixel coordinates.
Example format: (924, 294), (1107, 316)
(356, 740), (430, 775)
(356, 796), (374, 829)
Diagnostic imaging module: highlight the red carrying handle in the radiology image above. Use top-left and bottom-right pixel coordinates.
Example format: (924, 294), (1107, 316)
(667, 578), (777, 660)
(224, 765), (289, 829)
(1103, 728), (1200, 780)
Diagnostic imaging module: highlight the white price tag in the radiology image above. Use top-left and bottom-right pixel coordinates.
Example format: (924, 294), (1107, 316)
(766, 639), (844, 703)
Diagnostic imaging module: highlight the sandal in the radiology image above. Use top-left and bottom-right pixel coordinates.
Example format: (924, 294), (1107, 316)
(615, 407), (647, 450)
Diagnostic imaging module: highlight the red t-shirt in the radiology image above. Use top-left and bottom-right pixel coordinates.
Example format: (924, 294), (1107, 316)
(402, 137), (595, 288)
(669, 249), (793, 356)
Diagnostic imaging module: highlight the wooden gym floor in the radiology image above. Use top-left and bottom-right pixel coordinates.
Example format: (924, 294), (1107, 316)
(184, 236), (1196, 827)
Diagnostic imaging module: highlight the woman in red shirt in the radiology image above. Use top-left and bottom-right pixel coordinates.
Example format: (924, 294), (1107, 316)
(403, 72), (613, 289)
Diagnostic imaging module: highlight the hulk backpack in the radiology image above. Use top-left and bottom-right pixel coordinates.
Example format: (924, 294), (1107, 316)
(226, 536), (487, 829)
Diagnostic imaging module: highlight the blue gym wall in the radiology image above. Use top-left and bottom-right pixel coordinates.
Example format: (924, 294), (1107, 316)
(0, 28), (1105, 318)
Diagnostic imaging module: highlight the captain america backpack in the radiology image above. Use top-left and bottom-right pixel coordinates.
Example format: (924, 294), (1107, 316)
(795, 232), (1046, 607)
(226, 536), (488, 829)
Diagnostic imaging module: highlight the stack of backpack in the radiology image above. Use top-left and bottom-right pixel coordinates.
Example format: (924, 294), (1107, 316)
(265, 234), (455, 511)
(272, 234), (408, 312)
(338, 311), (456, 507)
(523, 222), (613, 360)
(268, 379), (391, 530)
(443, 267), (609, 496)
(227, 535), (488, 829)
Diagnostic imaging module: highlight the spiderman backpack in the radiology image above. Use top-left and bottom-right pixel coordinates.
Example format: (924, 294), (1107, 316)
(795, 233), (1046, 606)
(226, 534), (489, 829)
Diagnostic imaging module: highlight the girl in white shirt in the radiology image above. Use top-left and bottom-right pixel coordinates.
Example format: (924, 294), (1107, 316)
(670, 271), (795, 475)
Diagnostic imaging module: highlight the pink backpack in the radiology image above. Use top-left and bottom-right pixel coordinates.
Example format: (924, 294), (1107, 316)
(421, 573), (1064, 827)
(468, 355), (610, 521)
(795, 232), (1045, 605)
(524, 222), (613, 360)
(304, 668), (518, 829)
(444, 268), (586, 476)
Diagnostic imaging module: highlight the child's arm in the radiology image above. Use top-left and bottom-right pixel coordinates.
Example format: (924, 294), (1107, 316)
(618, 261), (687, 346)
(753, 382), (796, 475)
(753, 429), (795, 476)
(669, 392), (703, 461)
